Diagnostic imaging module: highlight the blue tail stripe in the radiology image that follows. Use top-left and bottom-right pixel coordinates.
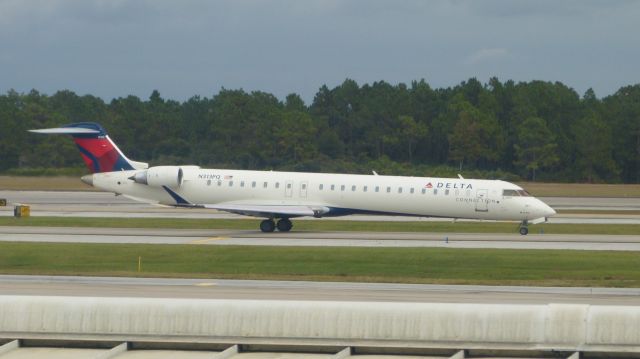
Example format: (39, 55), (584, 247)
(76, 144), (100, 173)
(112, 155), (135, 171)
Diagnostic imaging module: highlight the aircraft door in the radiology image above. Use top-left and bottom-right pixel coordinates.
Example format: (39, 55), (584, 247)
(475, 189), (489, 212)
(285, 181), (293, 197)
(300, 181), (308, 198)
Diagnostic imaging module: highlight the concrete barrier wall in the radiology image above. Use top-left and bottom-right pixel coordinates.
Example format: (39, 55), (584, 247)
(0, 296), (638, 346)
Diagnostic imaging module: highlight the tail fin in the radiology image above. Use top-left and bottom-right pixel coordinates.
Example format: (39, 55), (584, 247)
(29, 122), (148, 173)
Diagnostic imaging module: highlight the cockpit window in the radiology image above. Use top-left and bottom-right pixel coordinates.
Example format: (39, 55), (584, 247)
(502, 189), (519, 197)
(503, 189), (532, 197)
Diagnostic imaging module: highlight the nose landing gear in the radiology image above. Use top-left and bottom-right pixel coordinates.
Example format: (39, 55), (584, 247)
(519, 220), (529, 235)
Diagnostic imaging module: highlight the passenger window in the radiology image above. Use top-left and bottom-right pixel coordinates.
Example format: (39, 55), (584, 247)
(421, 188), (426, 194)
(240, 181), (245, 187)
(445, 189), (449, 195)
(410, 188), (414, 194)
(351, 185), (356, 191)
(363, 186), (368, 192)
(217, 180), (222, 186)
(386, 187), (391, 193)
(275, 182), (280, 189)
(341, 185), (345, 191)
(319, 184), (323, 190)
(287, 183), (292, 189)
(398, 187), (402, 194)
(229, 181), (234, 187)
(263, 182), (268, 188)
(434, 189), (438, 195)
(252, 181), (256, 188)
(207, 180), (211, 186)
(375, 186), (379, 192)
(302, 184), (307, 190)
(331, 184), (335, 191)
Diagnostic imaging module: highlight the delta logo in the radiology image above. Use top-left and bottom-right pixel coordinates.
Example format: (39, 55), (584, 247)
(425, 182), (473, 189)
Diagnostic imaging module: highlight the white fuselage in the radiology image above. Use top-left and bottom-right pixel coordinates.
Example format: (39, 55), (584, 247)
(91, 167), (556, 222)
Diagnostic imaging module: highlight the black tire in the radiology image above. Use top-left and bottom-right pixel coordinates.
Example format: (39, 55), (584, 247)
(260, 219), (276, 233)
(519, 227), (529, 235)
(277, 219), (293, 232)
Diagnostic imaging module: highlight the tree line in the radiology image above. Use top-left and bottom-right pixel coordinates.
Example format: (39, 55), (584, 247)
(0, 77), (638, 183)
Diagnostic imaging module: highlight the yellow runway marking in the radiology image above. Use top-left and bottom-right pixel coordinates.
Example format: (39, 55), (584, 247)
(194, 282), (217, 287)
(188, 236), (229, 244)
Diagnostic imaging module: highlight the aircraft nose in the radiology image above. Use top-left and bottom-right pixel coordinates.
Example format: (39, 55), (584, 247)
(81, 174), (93, 186)
(542, 202), (556, 217)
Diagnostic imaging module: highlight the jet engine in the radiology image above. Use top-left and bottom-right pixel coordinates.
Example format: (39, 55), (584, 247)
(130, 166), (183, 188)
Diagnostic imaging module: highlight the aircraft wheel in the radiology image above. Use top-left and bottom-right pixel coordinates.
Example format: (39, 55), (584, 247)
(519, 226), (529, 236)
(277, 218), (293, 232)
(260, 219), (276, 233)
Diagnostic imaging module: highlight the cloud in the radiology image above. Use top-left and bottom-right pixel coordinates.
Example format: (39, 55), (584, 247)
(0, 0), (637, 102)
(458, 0), (633, 18)
(464, 48), (510, 65)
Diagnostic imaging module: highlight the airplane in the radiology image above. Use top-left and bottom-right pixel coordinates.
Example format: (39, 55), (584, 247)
(30, 122), (556, 235)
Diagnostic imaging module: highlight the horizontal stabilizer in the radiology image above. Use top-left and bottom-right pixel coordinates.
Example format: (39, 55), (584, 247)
(29, 128), (101, 135)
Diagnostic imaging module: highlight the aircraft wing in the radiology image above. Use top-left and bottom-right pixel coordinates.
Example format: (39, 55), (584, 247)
(203, 204), (330, 218)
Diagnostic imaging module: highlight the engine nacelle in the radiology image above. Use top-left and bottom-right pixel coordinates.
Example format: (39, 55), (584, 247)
(131, 166), (183, 188)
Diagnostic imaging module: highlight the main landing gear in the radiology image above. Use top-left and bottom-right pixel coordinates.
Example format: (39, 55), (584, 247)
(260, 218), (293, 233)
(519, 220), (529, 235)
(260, 219), (275, 233)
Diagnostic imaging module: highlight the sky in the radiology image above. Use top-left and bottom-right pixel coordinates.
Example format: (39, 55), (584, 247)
(1, 0), (639, 104)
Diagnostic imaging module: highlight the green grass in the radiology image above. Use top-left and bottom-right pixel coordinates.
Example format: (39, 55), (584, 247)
(1, 216), (639, 235)
(0, 175), (94, 191)
(1, 242), (639, 287)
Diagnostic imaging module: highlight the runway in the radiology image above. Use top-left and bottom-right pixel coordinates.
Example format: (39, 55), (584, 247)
(2, 191), (639, 357)
(1, 274), (639, 305)
(2, 190), (640, 224)
(1, 226), (640, 251)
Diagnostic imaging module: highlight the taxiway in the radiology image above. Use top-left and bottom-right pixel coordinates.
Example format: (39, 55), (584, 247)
(1, 226), (639, 250)
(1, 274), (639, 305)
